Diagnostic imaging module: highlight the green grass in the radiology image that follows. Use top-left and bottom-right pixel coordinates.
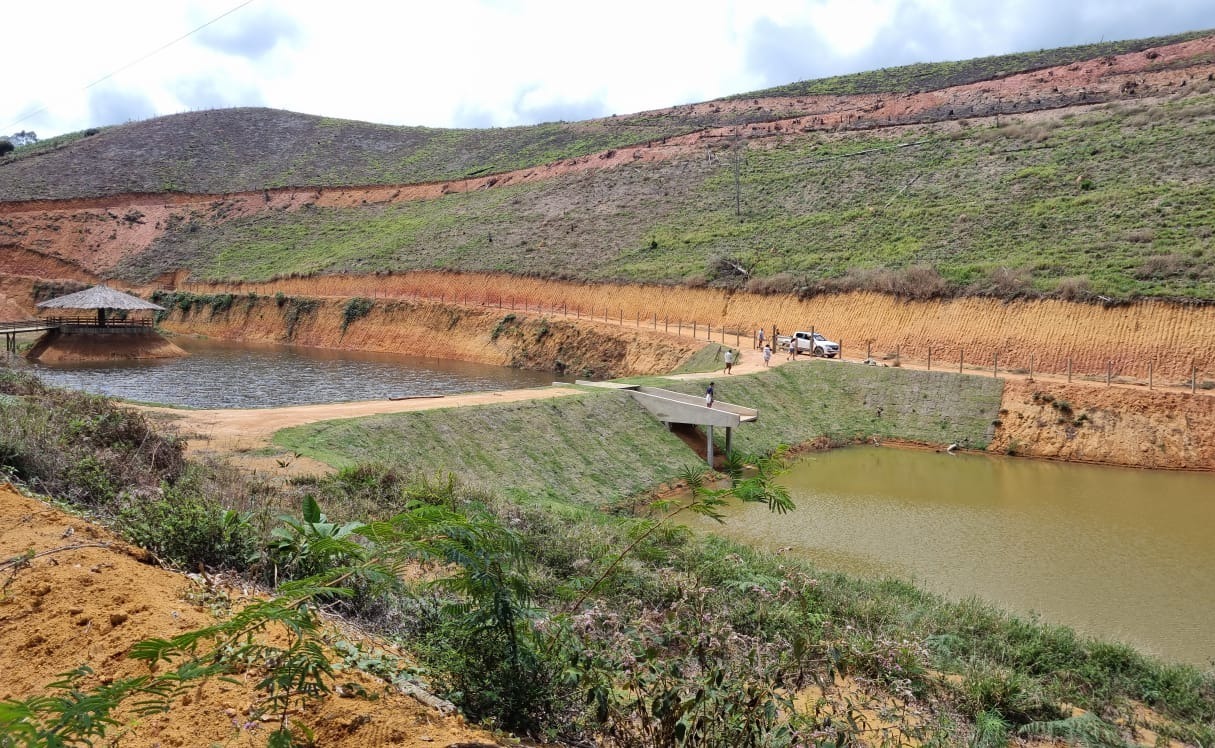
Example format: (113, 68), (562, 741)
(672, 343), (738, 374)
(639, 360), (1004, 452)
(4, 30), (1211, 204)
(274, 363), (1002, 508)
(114, 90), (1215, 300)
(273, 390), (705, 505)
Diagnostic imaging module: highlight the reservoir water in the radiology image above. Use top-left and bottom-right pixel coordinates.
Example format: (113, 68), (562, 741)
(25, 337), (565, 409)
(684, 447), (1215, 665)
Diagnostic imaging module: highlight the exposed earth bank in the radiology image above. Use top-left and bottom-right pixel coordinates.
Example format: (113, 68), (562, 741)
(0, 483), (500, 747)
(990, 379), (1215, 469)
(170, 271), (1215, 384)
(151, 292), (701, 380)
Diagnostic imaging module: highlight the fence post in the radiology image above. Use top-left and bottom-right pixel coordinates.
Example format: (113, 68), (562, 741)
(636, 311), (639, 328)
(959, 349), (963, 374)
(927, 346), (932, 371)
(895, 344), (900, 367)
(1107, 360), (1112, 386)
(693, 321), (696, 338)
(839, 339), (843, 361)
(993, 352), (998, 378)
(1193, 362), (1198, 394)
(1067, 357), (1072, 383)
(619, 309), (623, 325)
(1028, 354), (1033, 381)
(1149, 360), (1153, 390)
(867, 341), (871, 362)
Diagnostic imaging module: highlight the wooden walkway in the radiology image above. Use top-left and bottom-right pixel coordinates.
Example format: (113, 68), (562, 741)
(1, 320), (58, 353)
(1, 318), (155, 352)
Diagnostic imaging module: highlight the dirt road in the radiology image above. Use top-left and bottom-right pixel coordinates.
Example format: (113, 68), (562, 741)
(139, 385), (584, 474)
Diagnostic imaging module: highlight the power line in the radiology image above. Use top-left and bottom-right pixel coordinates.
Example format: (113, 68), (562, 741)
(3, 0), (258, 133)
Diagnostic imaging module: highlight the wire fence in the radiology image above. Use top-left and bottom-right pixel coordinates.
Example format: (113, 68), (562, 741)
(171, 282), (1215, 397)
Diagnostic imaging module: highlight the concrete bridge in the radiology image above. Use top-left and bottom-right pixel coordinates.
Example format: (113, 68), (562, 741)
(578, 381), (758, 465)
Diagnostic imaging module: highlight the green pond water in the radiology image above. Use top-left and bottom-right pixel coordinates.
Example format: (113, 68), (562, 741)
(683, 447), (1215, 665)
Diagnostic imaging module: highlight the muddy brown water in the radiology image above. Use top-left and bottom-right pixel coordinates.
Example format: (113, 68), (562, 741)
(682, 447), (1215, 666)
(24, 337), (568, 408)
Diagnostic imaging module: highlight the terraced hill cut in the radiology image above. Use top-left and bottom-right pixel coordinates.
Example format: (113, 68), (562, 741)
(2, 30), (1215, 307)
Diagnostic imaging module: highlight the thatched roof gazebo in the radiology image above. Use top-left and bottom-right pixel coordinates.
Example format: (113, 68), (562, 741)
(36, 284), (164, 327)
(27, 285), (183, 362)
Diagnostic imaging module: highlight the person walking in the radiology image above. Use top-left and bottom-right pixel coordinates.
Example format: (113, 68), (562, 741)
(705, 381), (715, 408)
(723, 348), (735, 374)
(756, 328), (765, 350)
(787, 338), (797, 361)
(762, 343), (772, 367)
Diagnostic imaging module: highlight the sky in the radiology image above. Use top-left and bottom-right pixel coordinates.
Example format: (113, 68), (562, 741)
(4, 0), (1215, 140)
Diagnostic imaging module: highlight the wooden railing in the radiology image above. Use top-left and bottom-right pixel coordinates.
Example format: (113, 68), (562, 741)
(44, 316), (154, 329)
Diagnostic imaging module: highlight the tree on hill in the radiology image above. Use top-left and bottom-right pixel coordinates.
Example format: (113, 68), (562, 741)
(8, 130), (37, 146)
(0, 140), (12, 156)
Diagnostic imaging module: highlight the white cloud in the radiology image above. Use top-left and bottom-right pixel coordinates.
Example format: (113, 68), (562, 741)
(2, 0), (1212, 139)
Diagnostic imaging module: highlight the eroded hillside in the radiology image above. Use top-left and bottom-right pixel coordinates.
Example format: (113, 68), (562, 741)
(2, 34), (1214, 301)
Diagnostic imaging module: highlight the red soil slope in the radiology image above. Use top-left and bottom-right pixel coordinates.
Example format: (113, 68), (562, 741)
(0, 483), (500, 747)
(1, 35), (1213, 279)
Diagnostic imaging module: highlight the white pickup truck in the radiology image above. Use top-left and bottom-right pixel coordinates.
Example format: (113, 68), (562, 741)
(776, 331), (840, 358)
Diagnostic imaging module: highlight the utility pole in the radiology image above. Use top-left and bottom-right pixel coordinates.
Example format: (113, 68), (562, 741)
(733, 134), (744, 218)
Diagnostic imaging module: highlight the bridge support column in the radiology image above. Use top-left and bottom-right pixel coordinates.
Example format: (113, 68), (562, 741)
(726, 426), (732, 457)
(706, 425), (714, 468)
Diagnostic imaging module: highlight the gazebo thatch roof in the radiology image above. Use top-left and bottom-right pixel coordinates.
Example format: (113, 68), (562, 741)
(36, 284), (163, 312)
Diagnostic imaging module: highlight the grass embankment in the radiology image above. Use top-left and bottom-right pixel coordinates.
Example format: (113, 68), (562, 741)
(118, 90), (1215, 300)
(669, 360), (1003, 450)
(274, 391), (705, 505)
(275, 363), (1003, 506)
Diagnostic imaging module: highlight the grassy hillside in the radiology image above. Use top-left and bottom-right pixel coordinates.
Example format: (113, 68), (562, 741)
(116, 91), (1215, 299)
(273, 363), (1003, 507)
(0, 108), (702, 201)
(3, 30), (1209, 202)
(731, 29), (1213, 99)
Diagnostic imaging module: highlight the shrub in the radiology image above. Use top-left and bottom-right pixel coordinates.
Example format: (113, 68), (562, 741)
(340, 297), (374, 332)
(490, 313), (517, 341)
(0, 370), (185, 510)
(1054, 276), (1091, 301)
(281, 297), (319, 339)
(117, 478), (258, 570)
(745, 272), (799, 295)
(827, 265), (949, 299)
(0, 140), (12, 156)
(971, 266), (1034, 298)
(1135, 253), (1186, 279)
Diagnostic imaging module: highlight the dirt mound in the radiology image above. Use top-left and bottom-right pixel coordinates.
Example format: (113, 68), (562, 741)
(0, 483), (499, 747)
(990, 380), (1215, 469)
(26, 329), (187, 362)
